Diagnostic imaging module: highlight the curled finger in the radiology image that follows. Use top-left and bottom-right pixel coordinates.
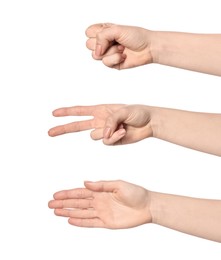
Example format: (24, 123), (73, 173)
(92, 44), (125, 60)
(90, 128), (104, 140)
(102, 53), (126, 68)
(103, 128), (126, 145)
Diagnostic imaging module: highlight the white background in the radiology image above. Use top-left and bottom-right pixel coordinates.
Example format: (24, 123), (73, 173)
(0, 0), (221, 259)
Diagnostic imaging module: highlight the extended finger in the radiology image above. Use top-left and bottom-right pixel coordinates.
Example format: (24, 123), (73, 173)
(48, 198), (93, 209)
(90, 128), (103, 140)
(55, 208), (96, 219)
(52, 106), (97, 117)
(53, 188), (93, 200)
(48, 119), (94, 136)
(69, 218), (105, 228)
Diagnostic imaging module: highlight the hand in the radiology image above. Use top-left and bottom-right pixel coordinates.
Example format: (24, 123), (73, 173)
(48, 180), (152, 229)
(48, 104), (154, 145)
(86, 23), (155, 69)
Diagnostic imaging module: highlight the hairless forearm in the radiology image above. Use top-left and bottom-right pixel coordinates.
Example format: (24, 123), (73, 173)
(150, 191), (221, 242)
(152, 32), (221, 76)
(151, 107), (221, 156)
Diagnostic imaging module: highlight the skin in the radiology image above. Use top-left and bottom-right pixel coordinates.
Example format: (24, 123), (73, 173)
(48, 180), (151, 229)
(48, 104), (153, 145)
(48, 104), (221, 242)
(85, 23), (154, 70)
(86, 23), (221, 76)
(48, 180), (221, 243)
(48, 104), (221, 156)
(48, 23), (221, 242)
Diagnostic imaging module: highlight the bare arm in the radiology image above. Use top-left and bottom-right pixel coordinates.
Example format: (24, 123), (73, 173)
(48, 180), (221, 243)
(152, 32), (221, 76)
(48, 105), (221, 156)
(150, 191), (221, 242)
(151, 107), (221, 156)
(86, 23), (221, 76)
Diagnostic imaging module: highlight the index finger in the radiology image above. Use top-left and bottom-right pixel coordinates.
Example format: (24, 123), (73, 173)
(53, 188), (94, 200)
(52, 106), (96, 117)
(48, 119), (93, 136)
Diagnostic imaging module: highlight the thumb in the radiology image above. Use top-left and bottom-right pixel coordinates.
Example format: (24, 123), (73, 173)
(84, 181), (119, 192)
(104, 108), (129, 138)
(95, 24), (121, 56)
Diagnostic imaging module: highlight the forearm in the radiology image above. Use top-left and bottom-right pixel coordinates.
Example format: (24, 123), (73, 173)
(151, 31), (221, 76)
(151, 107), (221, 156)
(149, 191), (221, 242)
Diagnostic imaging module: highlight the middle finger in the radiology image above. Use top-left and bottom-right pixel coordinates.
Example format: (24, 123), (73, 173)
(49, 198), (93, 209)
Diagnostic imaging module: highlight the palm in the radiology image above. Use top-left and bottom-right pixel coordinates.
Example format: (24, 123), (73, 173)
(92, 182), (151, 228)
(48, 181), (152, 229)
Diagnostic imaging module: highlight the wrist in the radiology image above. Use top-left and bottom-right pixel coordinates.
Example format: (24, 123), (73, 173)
(150, 31), (183, 65)
(149, 191), (164, 225)
(149, 31), (162, 64)
(148, 106), (162, 139)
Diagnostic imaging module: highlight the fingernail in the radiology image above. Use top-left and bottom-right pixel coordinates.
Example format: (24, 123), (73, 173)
(95, 44), (102, 56)
(118, 45), (125, 51)
(48, 129), (54, 136)
(122, 53), (127, 59)
(104, 127), (111, 138)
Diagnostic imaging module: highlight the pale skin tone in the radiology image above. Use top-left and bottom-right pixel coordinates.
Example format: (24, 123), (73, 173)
(48, 180), (221, 243)
(48, 104), (221, 156)
(48, 23), (221, 242)
(85, 23), (221, 75)
(48, 105), (221, 242)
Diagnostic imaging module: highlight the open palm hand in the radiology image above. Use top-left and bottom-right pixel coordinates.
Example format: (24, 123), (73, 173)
(48, 180), (152, 229)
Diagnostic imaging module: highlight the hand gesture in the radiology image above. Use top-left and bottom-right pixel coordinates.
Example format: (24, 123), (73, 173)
(48, 180), (152, 229)
(48, 104), (154, 145)
(86, 23), (154, 69)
